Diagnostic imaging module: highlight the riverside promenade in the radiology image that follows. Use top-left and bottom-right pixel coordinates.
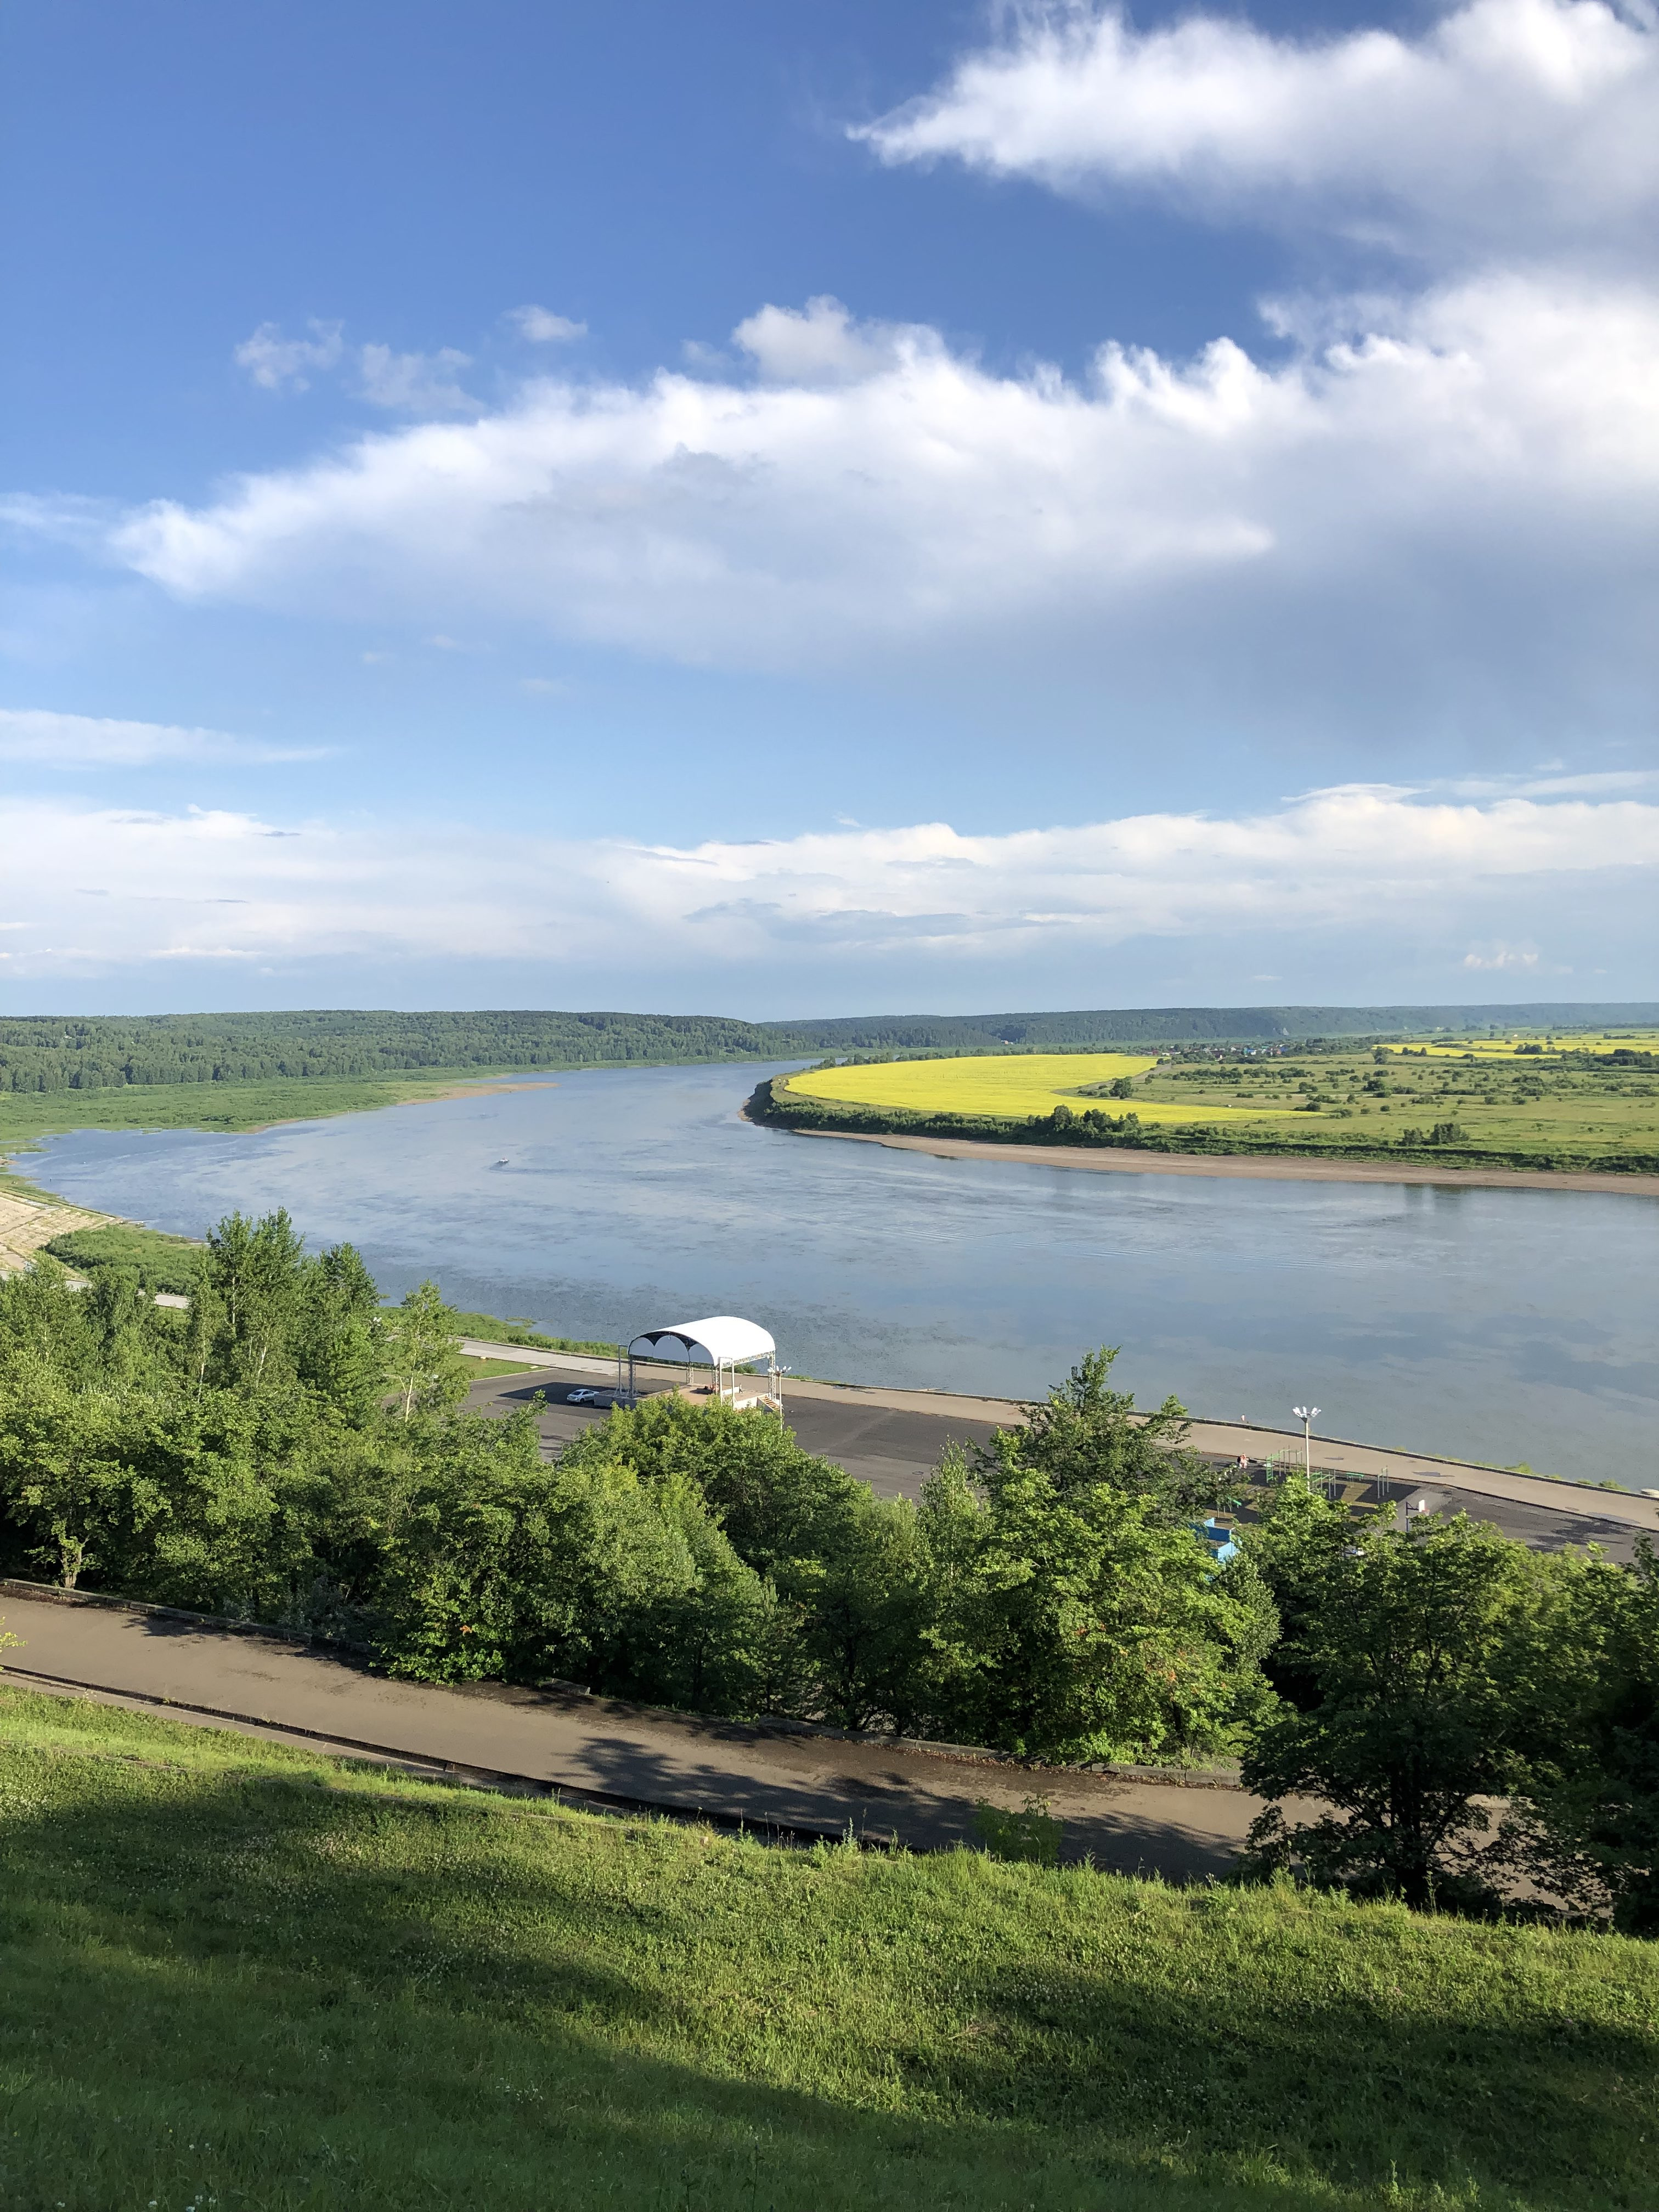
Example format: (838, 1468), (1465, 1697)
(460, 1342), (1659, 1562)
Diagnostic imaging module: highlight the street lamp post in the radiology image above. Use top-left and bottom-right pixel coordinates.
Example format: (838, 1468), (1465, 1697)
(1292, 1404), (1321, 1481)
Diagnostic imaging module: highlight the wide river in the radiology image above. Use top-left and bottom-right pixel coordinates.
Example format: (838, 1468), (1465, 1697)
(26, 1060), (1659, 1483)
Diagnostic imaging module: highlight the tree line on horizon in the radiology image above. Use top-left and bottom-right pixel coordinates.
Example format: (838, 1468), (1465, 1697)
(0, 1209), (1654, 1931)
(4, 1002), (1655, 1094)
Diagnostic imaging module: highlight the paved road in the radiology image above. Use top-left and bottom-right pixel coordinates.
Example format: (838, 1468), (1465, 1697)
(461, 1350), (1659, 1561)
(0, 1589), (1293, 1878)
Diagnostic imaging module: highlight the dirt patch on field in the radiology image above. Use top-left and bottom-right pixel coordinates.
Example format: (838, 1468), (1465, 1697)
(0, 1190), (112, 1274)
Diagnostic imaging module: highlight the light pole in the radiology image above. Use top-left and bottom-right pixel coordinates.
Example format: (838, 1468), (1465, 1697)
(1292, 1405), (1321, 1480)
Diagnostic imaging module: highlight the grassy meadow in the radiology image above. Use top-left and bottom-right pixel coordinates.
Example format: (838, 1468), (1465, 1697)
(0, 1066), (545, 1166)
(1142, 1035), (1659, 1163)
(3, 1684), (1657, 2212)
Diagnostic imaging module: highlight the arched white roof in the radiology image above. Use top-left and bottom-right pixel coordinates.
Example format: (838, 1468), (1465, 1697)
(628, 1316), (776, 1367)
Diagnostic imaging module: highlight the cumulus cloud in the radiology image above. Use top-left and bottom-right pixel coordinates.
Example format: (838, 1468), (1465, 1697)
(234, 320), (345, 392)
(0, 707), (323, 768)
(508, 306), (588, 343)
(356, 343), (475, 413)
(81, 276), (1659, 737)
(858, 0), (1659, 263)
(1463, 940), (1545, 969)
(233, 323), (475, 411)
(732, 295), (925, 386)
(0, 785), (1649, 987)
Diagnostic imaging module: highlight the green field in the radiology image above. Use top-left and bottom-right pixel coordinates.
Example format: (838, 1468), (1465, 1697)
(0, 1067), (535, 1163)
(1139, 1036), (1659, 1164)
(771, 1029), (1659, 1171)
(3, 1684), (1656, 2212)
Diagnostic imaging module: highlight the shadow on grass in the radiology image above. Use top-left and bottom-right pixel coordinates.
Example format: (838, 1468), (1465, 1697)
(2, 1756), (1654, 2211)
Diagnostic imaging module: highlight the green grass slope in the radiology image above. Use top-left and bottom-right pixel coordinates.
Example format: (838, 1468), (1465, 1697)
(2, 1686), (1655, 2212)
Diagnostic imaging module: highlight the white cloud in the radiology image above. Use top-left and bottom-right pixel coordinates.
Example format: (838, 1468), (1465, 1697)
(233, 322), (475, 411)
(356, 343), (475, 413)
(732, 295), (922, 386)
(0, 785), (1648, 985)
(1464, 940), (1546, 968)
(0, 707), (323, 768)
(857, 0), (1659, 262)
(509, 306), (587, 343)
(88, 278), (1659, 736)
(234, 320), (345, 392)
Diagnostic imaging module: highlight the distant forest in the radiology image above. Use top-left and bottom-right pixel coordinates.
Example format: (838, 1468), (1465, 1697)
(1, 1002), (1655, 1096)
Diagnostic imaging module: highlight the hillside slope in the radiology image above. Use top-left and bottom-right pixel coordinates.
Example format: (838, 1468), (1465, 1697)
(2, 1684), (1654, 2212)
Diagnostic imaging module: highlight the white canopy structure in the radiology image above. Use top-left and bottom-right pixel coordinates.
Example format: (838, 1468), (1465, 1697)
(625, 1316), (782, 1414)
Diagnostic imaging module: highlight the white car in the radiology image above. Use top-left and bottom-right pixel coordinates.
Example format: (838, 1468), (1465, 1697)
(566, 1386), (602, 1404)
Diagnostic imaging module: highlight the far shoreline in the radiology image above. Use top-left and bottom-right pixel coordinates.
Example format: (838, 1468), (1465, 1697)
(787, 1124), (1659, 1197)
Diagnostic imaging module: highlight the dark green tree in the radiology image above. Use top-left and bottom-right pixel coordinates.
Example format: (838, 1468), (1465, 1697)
(1513, 1541), (1659, 1933)
(1240, 1512), (1551, 1909)
(204, 1209), (308, 1392)
(987, 1347), (1229, 1519)
(295, 1242), (386, 1423)
(938, 1428), (1272, 1762)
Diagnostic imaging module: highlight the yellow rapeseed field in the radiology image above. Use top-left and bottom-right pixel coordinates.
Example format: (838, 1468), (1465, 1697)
(1383, 1031), (1659, 1060)
(784, 1052), (1291, 1124)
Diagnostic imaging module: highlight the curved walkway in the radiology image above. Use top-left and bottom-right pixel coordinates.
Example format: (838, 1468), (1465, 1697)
(0, 1585), (1307, 1879)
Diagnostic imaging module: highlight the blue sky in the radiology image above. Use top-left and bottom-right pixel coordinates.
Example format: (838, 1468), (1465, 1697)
(2, 0), (1656, 1015)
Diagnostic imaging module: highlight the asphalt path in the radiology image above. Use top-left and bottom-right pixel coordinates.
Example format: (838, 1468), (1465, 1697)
(0, 1589), (1294, 1878)
(461, 1352), (1658, 1561)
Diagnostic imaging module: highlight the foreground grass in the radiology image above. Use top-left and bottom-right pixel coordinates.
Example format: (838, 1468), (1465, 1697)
(2, 1689), (1656, 2211)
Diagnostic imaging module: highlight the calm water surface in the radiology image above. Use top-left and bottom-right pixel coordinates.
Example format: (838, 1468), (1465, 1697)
(29, 1060), (1659, 1483)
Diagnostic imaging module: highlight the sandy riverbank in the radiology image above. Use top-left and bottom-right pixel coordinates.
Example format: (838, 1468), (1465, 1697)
(792, 1126), (1659, 1197)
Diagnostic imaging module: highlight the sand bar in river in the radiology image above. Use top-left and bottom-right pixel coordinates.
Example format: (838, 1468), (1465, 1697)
(795, 1127), (1659, 1197)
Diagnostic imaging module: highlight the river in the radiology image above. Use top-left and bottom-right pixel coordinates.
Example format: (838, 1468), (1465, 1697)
(25, 1059), (1659, 1484)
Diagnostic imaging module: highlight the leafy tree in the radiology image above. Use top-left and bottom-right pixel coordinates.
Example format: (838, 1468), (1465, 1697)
(383, 1280), (469, 1420)
(989, 1348), (1230, 1520)
(118, 1392), (289, 1616)
(624, 1472), (804, 1717)
(567, 1392), (864, 1577)
(204, 1209), (308, 1392)
(793, 1489), (928, 1730)
(84, 1267), (177, 1391)
(561, 1395), (902, 1720)
(295, 1243), (386, 1423)
(374, 1412), (702, 1689)
(0, 1369), (146, 1589)
(938, 1429), (1272, 1762)
(1240, 1513), (1551, 1909)
(0, 1255), (96, 1382)
(1513, 1541), (1659, 1933)
(1240, 1473), (1360, 1711)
